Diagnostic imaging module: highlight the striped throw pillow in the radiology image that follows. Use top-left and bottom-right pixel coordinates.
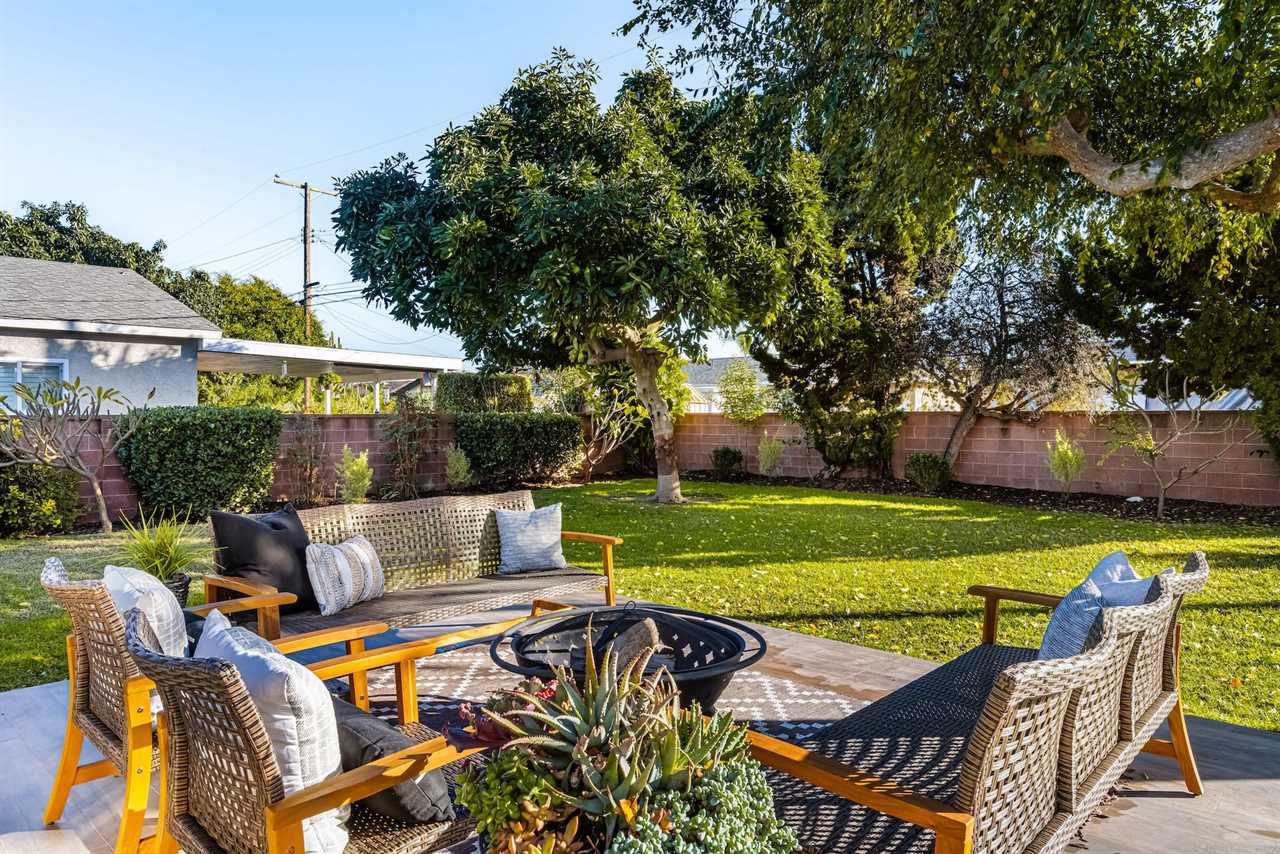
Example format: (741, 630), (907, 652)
(305, 536), (385, 616)
(1037, 578), (1104, 660)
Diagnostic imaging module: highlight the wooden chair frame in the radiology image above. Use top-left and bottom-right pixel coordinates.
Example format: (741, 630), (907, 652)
(147, 599), (574, 853)
(560, 531), (622, 605)
(967, 583), (1202, 795)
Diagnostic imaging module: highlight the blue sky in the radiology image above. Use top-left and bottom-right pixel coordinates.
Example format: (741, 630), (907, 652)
(0, 1), (736, 362)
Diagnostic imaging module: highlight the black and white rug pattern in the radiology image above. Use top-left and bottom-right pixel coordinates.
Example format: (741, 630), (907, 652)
(344, 642), (864, 743)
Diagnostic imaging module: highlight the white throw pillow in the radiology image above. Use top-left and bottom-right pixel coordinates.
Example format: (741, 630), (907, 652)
(305, 536), (385, 617)
(1037, 578), (1104, 660)
(103, 565), (187, 658)
(495, 503), (567, 574)
(195, 610), (347, 853)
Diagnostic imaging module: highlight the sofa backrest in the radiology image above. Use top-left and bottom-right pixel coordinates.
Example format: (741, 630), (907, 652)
(295, 491), (536, 591)
(955, 625), (1118, 854)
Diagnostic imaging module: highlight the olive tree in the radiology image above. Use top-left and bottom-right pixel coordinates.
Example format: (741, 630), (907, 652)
(334, 52), (832, 502)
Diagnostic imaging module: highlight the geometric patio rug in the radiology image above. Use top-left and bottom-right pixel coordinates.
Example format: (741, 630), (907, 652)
(347, 641), (865, 743)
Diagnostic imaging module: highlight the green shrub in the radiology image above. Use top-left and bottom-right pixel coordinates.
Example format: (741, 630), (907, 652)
(0, 464), (81, 536)
(453, 412), (583, 483)
(383, 391), (436, 498)
(116, 406), (283, 517)
(444, 445), (473, 488)
(904, 451), (951, 494)
(1045, 428), (1086, 492)
(336, 445), (373, 503)
(717, 360), (773, 424)
(436, 372), (532, 413)
(757, 431), (784, 476)
(710, 446), (744, 479)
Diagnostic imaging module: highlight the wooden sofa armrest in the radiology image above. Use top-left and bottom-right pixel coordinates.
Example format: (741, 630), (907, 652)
(189, 580), (297, 640)
(747, 730), (974, 854)
(561, 530), (622, 605)
(967, 585), (1063, 645)
(264, 733), (487, 853)
(271, 621), (390, 654)
(204, 574), (278, 599)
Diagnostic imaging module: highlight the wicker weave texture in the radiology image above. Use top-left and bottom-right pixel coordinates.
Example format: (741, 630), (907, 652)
(39, 558), (141, 769)
(295, 491), (535, 592)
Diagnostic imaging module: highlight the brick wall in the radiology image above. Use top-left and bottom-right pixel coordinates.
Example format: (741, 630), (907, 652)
(674, 411), (1280, 506)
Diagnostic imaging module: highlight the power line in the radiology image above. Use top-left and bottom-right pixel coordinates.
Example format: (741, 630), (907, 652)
(179, 236), (297, 271)
(225, 242), (300, 278)
(170, 179), (273, 243)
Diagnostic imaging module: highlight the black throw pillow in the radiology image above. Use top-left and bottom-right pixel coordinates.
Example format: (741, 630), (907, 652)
(209, 504), (315, 613)
(331, 698), (455, 824)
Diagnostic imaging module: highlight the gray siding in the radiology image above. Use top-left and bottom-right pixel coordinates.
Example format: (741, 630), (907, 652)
(0, 332), (198, 412)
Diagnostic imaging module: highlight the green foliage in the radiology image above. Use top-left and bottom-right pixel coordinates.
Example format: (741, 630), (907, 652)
(630, 0), (1280, 266)
(382, 391), (436, 498)
(116, 406), (283, 517)
(112, 508), (213, 581)
(904, 452), (950, 494)
(709, 446), (744, 479)
(454, 412), (584, 484)
(1045, 429), (1086, 492)
(444, 445), (474, 489)
(0, 464), (81, 537)
(457, 749), (572, 845)
(335, 446), (373, 504)
(604, 760), (795, 854)
(807, 406), (905, 476)
(716, 360), (771, 424)
(282, 417), (327, 507)
(435, 372), (533, 414)
(756, 431), (784, 476)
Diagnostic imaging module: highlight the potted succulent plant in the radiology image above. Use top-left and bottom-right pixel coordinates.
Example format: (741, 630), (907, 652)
(456, 632), (796, 854)
(113, 508), (212, 606)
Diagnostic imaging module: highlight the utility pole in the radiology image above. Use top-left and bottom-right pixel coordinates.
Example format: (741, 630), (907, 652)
(274, 175), (337, 412)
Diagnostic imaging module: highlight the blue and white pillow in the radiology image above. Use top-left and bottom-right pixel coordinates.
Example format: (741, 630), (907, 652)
(495, 503), (567, 574)
(1088, 550), (1168, 606)
(1037, 578), (1104, 660)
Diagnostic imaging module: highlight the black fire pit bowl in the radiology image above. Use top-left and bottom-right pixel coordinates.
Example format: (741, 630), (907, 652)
(490, 604), (767, 711)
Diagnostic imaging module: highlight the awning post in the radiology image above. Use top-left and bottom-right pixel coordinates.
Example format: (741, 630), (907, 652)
(373, 381), (382, 413)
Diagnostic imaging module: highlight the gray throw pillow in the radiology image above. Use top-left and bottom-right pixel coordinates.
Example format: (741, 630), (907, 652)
(495, 503), (567, 574)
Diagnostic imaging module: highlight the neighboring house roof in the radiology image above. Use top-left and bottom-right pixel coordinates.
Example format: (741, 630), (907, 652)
(683, 356), (768, 389)
(0, 256), (221, 337)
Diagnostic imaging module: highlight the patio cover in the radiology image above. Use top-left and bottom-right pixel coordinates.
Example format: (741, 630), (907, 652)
(197, 338), (463, 383)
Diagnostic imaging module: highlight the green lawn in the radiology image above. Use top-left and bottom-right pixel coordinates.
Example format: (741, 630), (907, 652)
(3, 478), (1276, 731)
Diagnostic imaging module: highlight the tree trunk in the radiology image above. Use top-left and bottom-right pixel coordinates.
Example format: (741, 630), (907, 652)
(1156, 488), (1167, 521)
(87, 473), (112, 533)
(943, 403), (981, 466)
(628, 347), (684, 503)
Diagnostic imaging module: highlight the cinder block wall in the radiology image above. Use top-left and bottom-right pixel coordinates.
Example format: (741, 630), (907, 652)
(675, 411), (1280, 506)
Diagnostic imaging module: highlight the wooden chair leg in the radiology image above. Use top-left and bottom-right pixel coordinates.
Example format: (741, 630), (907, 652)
(1165, 699), (1203, 795)
(148, 713), (179, 854)
(933, 818), (974, 854)
(115, 679), (155, 854)
(348, 638), (370, 711)
(44, 635), (85, 825)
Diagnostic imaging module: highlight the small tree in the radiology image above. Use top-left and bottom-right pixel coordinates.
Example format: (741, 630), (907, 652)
(1099, 361), (1258, 520)
(757, 431), (784, 476)
(382, 390), (435, 499)
(920, 251), (1097, 466)
(717, 360), (771, 424)
(1045, 429), (1086, 496)
(335, 445), (373, 504)
(0, 380), (150, 532)
(283, 416), (327, 506)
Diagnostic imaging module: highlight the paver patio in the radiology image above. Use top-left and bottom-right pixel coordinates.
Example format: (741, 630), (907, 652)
(1, 596), (1276, 854)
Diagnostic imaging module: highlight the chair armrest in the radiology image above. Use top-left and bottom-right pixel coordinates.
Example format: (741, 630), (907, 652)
(561, 530), (624, 546)
(271, 621), (390, 654)
(967, 585), (1062, 645)
(746, 730), (974, 848)
(204, 574), (279, 599)
(186, 592), (296, 619)
(264, 734), (487, 847)
(190, 580), (297, 640)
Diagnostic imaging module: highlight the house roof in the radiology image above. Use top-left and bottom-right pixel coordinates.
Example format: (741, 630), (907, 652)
(683, 356), (767, 388)
(0, 256), (221, 337)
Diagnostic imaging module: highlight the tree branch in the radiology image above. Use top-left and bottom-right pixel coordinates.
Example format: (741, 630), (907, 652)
(1019, 112), (1280, 209)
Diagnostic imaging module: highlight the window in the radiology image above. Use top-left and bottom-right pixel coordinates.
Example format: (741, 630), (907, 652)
(0, 359), (68, 409)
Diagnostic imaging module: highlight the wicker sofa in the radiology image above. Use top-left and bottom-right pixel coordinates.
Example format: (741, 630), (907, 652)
(207, 491), (621, 637)
(752, 551), (1209, 854)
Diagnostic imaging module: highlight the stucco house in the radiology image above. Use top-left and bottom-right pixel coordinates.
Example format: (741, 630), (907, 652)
(0, 256), (462, 412)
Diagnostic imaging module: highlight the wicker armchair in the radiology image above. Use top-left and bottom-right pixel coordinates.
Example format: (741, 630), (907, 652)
(121, 609), (488, 854)
(38, 558), (297, 854)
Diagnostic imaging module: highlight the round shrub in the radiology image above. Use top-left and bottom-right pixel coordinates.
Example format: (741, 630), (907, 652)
(710, 446), (745, 479)
(116, 406), (284, 517)
(436, 372), (532, 413)
(0, 463), (81, 536)
(904, 451), (951, 494)
(453, 412), (583, 483)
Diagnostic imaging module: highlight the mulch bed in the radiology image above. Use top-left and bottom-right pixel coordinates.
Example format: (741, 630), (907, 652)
(682, 470), (1280, 527)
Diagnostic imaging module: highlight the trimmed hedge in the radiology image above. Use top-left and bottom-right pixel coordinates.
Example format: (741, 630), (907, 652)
(454, 412), (583, 483)
(0, 464), (81, 536)
(436, 372), (532, 413)
(116, 406), (284, 517)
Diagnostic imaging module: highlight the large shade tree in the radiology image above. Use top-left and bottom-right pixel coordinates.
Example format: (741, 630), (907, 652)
(627, 0), (1280, 267)
(333, 52), (833, 502)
